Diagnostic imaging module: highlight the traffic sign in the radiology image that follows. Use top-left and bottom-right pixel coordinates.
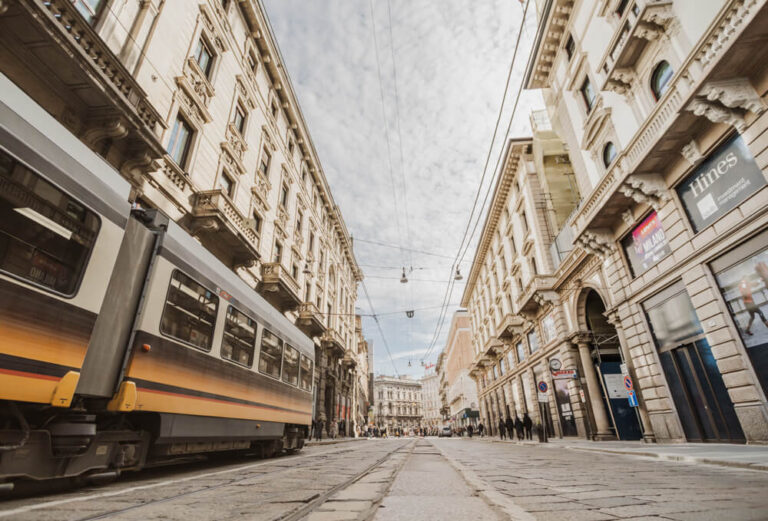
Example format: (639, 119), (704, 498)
(537, 381), (548, 393)
(538, 392), (548, 403)
(623, 375), (634, 391)
(627, 390), (639, 407)
(579, 389), (586, 403)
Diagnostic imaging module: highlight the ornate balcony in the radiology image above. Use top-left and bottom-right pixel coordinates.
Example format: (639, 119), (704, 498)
(483, 337), (504, 359)
(257, 262), (301, 313)
(296, 302), (326, 338)
(518, 275), (559, 316)
(0, 0), (165, 179)
(185, 190), (260, 269)
(497, 313), (526, 340)
(321, 328), (345, 359)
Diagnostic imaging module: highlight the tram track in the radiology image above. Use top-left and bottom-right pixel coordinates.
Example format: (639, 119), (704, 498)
(0, 440), (411, 521)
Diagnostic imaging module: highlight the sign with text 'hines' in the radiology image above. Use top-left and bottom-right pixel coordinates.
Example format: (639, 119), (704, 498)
(677, 135), (766, 232)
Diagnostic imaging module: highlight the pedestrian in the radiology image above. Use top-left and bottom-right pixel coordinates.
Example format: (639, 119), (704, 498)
(523, 413), (533, 440)
(505, 416), (515, 441)
(498, 418), (506, 440)
(315, 419), (323, 441)
(514, 415), (524, 440)
(478, 422), (484, 437)
(467, 424), (474, 438)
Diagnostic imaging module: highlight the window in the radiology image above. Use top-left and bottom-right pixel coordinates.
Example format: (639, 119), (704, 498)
(516, 341), (526, 362)
(167, 115), (193, 167)
(270, 100), (279, 119)
(280, 184), (289, 209)
(258, 149), (271, 178)
(291, 263), (299, 280)
(308, 232), (315, 253)
(603, 142), (617, 167)
(521, 211), (529, 236)
(247, 51), (258, 73)
(251, 211), (262, 235)
(528, 330), (539, 353)
(282, 344), (300, 386)
(232, 104), (246, 134)
(615, 0), (629, 16)
(580, 77), (596, 112)
(221, 306), (256, 366)
(288, 137), (295, 156)
(305, 282), (311, 300)
(194, 38), (214, 78)
(0, 149), (100, 295)
(296, 211), (304, 233)
(218, 171), (235, 198)
(565, 35), (575, 61)
(650, 61), (674, 101)
(499, 358), (505, 376)
(300, 354), (314, 391)
(273, 240), (282, 263)
(258, 328), (283, 378)
(72, 0), (103, 22)
(160, 270), (219, 351)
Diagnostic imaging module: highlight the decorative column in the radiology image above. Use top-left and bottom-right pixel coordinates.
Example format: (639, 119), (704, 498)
(575, 338), (613, 439)
(316, 346), (327, 422)
(606, 310), (656, 442)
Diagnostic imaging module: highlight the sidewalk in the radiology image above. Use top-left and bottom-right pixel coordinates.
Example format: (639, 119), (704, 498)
(476, 435), (768, 472)
(305, 436), (367, 447)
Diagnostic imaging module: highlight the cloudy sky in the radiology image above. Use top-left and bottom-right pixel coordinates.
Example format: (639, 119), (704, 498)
(262, 0), (543, 377)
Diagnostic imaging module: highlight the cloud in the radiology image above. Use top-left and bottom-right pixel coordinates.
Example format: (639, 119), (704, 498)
(263, 0), (543, 378)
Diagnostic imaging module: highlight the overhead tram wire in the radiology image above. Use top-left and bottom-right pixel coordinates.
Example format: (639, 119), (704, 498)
(354, 238), (471, 261)
(361, 278), (399, 376)
(421, 0), (533, 364)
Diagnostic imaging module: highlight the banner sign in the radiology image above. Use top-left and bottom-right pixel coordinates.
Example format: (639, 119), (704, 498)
(677, 135), (766, 232)
(622, 211), (670, 276)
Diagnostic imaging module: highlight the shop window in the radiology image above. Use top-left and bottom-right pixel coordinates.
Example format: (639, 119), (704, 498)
(711, 231), (768, 396)
(0, 150), (100, 296)
(282, 344), (300, 386)
(580, 77), (596, 113)
(621, 211), (670, 277)
(650, 61), (674, 101)
(603, 142), (617, 167)
(160, 270), (218, 351)
(221, 306), (256, 367)
(194, 37), (215, 78)
(258, 328), (283, 379)
(676, 135), (766, 233)
(167, 115), (193, 167)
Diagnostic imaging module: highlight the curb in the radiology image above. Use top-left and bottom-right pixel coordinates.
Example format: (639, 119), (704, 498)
(305, 437), (367, 447)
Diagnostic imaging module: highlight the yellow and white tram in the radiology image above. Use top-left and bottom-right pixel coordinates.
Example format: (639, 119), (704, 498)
(0, 73), (313, 485)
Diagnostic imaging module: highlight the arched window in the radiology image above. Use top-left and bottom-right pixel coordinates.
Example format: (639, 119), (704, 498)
(650, 61), (674, 100)
(603, 142), (617, 167)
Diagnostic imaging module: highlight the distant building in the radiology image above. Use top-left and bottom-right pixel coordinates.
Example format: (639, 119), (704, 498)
(373, 375), (423, 432)
(420, 373), (441, 429)
(436, 311), (479, 429)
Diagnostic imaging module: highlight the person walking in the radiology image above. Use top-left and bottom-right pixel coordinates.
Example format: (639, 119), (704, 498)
(467, 424), (474, 438)
(315, 419), (323, 441)
(523, 413), (533, 440)
(498, 418), (506, 440)
(505, 416), (515, 441)
(478, 422), (485, 437)
(514, 415), (524, 440)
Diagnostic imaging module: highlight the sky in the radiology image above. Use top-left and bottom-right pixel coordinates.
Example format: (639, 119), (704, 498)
(262, 0), (543, 378)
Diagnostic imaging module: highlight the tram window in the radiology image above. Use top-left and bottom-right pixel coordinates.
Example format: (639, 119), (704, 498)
(221, 305), (256, 366)
(299, 355), (313, 392)
(282, 344), (300, 386)
(0, 149), (100, 296)
(259, 328), (283, 379)
(160, 270), (218, 351)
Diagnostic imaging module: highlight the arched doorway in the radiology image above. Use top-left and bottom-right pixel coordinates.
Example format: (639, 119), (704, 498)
(579, 289), (642, 440)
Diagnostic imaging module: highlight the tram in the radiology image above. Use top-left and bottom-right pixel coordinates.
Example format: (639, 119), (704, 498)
(0, 73), (313, 485)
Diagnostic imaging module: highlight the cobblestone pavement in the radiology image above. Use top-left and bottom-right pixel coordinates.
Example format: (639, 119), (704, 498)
(433, 438), (768, 521)
(0, 439), (411, 521)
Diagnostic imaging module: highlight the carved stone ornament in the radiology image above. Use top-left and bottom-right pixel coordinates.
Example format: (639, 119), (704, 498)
(700, 78), (766, 115)
(575, 230), (615, 260)
(619, 174), (671, 211)
(621, 209), (635, 226)
(533, 290), (560, 307)
(686, 98), (746, 132)
(82, 117), (129, 147)
(681, 140), (703, 166)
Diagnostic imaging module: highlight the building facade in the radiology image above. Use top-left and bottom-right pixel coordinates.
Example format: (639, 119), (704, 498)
(373, 375), (423, 432)
(420, 372), (442, 430)
(0, 0), (364, 437)
(467, 0), (768, 444)
(437, 311), (480, 429)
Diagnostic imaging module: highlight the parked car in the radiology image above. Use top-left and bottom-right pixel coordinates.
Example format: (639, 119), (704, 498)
(439, 426), (453, 438)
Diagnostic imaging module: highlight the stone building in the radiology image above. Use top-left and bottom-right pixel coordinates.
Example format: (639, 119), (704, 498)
(420, 372), (442, 431)
(0, 0), (364, 436)
(467, 0), (768, 444)
(436, 311), (480, 429)
(373, 375), (423, 432)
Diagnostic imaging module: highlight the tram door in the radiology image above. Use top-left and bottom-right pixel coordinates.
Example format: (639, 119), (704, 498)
(659, 339), (745, 443)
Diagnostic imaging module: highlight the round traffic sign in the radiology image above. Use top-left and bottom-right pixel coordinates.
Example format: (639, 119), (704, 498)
(537, 381), (548, 393)
(623, 375), (633, 391)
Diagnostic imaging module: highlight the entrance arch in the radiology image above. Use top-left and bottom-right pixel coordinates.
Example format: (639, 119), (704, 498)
(576, 288), (642, 440)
